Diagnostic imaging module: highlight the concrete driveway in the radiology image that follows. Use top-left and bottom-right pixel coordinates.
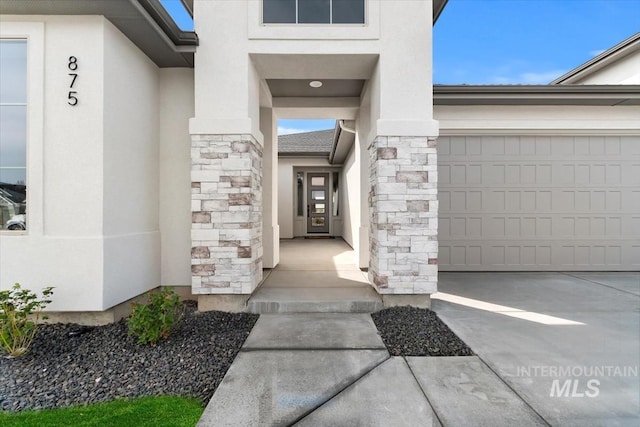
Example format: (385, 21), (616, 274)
(434, 272), (640, 427)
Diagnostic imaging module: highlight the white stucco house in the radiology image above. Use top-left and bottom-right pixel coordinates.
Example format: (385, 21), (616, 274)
(0, 0), (638, 320)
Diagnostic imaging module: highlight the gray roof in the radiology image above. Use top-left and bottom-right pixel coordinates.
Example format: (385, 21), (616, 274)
(278, 129), (334, 156)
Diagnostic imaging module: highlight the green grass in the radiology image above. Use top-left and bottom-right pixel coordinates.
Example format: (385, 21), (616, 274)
(0, 396), (204, 427)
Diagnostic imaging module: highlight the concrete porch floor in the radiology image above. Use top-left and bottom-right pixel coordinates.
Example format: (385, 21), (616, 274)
(247, 238), (384, 313)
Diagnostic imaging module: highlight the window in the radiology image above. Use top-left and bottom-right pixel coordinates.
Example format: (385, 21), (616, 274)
(332, 172), (339, 216)
(263, 0), (365, 24)
(296, 172), (304, 216)
(0, 39), (27, 231)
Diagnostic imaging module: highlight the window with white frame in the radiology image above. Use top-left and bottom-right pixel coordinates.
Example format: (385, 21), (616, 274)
(0, 39), (27, 231)
(263, 0), (365, 24)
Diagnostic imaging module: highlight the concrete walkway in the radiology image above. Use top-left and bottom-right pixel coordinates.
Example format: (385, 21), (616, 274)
(198, 313), (546, 426)
(199, 271), (639, 426)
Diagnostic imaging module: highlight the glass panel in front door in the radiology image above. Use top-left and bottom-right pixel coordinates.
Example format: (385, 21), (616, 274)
(307, 173), (330, 233)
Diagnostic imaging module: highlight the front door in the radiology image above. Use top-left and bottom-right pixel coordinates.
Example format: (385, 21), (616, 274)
(307, 173), (330, 233)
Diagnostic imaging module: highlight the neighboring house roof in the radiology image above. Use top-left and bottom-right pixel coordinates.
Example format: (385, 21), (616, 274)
(433, 84), (640, 106)
(0, 0), (197, 67)
(278, 129), (334, 157)
(550, 33), (640, 84)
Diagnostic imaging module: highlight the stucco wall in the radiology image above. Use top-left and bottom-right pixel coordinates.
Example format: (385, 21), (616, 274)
(574, 51), (640, 84)
(341, 144), (359, 249)
(159, 69), (195, 289)
(102, 19), (161, 308)
(435, 105), (640, 133)
(0, 16), (164, 311)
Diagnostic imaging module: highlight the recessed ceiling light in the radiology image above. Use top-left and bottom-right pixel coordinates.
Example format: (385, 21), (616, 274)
(309, 80), (323, 88)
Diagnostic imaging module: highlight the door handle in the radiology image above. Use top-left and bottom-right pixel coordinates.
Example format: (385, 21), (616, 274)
(307, 205), (310, 217)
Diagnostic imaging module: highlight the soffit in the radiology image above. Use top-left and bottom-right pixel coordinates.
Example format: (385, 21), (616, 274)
(0, 0), (197, 67)
(267, 79), (365, 98)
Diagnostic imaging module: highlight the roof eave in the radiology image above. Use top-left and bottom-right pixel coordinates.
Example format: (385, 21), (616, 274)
(137, 0), (198, 47)
(0, 0), (198, 67)
(434, 85), (640, 106)
(550, 33), (640, 85)
(433, 0), (449, 24)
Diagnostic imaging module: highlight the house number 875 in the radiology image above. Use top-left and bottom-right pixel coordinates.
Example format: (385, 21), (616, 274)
(68, 56), (78, 106)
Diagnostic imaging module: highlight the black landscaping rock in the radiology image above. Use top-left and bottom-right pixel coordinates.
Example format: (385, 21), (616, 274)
(0, 302), (258, 412)
(371, 306), (474, 357)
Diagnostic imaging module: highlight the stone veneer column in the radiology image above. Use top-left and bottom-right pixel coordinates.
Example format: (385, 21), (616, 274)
(191, 134), (263, 294)
(368, 136), (438, 294)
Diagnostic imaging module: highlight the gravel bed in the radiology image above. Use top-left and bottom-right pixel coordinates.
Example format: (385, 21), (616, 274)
(372, 306), (474, 357)
(0, 302), (258, 412)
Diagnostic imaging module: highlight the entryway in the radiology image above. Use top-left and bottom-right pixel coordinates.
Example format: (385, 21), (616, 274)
(247, 238), (383, 313)
(307, 172), (330, 234)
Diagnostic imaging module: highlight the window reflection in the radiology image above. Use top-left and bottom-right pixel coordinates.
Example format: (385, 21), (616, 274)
(0, 40), (27, 231)
(296, 172), (304, 216)
(263, 0), (365, 24)
(332, 172), (339, 216)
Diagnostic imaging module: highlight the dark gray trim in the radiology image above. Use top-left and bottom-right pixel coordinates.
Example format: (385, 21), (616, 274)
(137, 0), (198, 46)
(181, 0), (193, 17)
(278, 153), (330, 158)
(434, 85), (640, 106)
(329, 121), (342, 164)
(433, 0), (449, 24)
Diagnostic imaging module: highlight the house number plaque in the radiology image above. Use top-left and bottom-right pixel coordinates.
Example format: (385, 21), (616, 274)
(67, 56), (78, 106)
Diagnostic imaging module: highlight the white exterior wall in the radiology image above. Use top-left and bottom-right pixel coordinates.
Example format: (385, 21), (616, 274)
(261, 108), (279, 268)
(341, 144), (359, 249)
(435, 105), (640, 133)
(190, 0), (262, 138)
(0, 16), (164, 311)
(573, 52), (640, 84)
(159, 69), (195, 288)
(102, 20), (161, 308)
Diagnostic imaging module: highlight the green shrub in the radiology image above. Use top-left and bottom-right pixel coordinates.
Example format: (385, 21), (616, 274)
(0, 283), (54, 357)
(127, 287), (183, 345)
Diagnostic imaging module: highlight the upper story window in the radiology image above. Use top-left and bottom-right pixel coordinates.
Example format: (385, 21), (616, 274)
(263, 0), (365, 24)
(0, 39), (27, 231)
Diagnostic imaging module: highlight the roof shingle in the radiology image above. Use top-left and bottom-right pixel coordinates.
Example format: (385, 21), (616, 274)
(278, 129), (334, 155)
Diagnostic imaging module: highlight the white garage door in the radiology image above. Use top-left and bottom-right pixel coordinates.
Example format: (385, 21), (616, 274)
(438, 135), (640, 271)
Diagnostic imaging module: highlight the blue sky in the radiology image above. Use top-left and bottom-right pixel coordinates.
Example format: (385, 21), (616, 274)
(162, 0), (640, 134)
(434, 0), (640, 84)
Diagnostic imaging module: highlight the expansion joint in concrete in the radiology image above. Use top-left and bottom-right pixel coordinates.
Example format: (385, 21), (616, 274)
(289, 354), (391, 426)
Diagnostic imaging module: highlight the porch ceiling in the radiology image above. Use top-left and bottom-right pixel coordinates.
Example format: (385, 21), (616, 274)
(267, 79), (365, 98)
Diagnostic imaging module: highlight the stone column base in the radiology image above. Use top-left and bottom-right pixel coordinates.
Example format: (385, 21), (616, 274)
(368, 135), (438, 294)
(191, 134), (263, 295)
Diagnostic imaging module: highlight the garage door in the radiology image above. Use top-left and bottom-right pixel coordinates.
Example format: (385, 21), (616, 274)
(438, 135), (640, 271)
